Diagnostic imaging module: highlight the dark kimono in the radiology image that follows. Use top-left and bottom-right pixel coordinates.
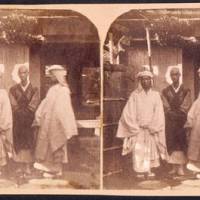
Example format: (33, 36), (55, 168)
(9, 83), (40, 154)
(162, 84), (191, 157)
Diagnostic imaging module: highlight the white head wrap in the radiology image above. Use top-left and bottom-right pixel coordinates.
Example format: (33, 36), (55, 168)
(136, 70), (153, 79)
(170, 66), (181, 75)
(47, 65), (66, 74)
(47, 65), (67, 86)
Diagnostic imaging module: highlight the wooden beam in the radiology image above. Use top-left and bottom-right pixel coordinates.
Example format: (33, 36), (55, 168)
(44, 35), (99, 43)
(0, 15), (80, 19)
(104, 63), (128, 72)
(103, 97), (126, 101)
(116, 18), (200, 22)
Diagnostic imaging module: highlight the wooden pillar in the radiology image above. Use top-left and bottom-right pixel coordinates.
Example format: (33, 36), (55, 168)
(68, 63), (82, 110)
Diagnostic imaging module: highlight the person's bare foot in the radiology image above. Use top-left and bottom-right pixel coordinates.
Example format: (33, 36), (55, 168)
(24, 164), (31, 175)
(147, 172), (155, 177)
(177, 166), (185, 176)
(43, 172), (54, 178)
(168, 168), (177, 175)
(196, 173), (200, 179)
(187, 162), (200, 172)
(136, 173), (145, 178)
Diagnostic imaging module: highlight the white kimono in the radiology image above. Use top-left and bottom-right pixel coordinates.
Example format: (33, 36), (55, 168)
(34, 83), (78, 173)
(0, 89), (13, 166)
(117, 88), (168, 173)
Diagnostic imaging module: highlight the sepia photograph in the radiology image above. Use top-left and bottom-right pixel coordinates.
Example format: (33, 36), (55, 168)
(1, 3), (200, 195)
(103, 8), (200, 192)
(0, 8), (100, 191)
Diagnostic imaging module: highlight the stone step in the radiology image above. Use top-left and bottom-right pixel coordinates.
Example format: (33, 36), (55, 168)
(19, 178), (75, 190)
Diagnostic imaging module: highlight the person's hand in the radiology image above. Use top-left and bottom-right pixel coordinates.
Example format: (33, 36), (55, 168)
(140, 124), (149, 129)
(185, 128), (191, 142)
(7, 152), (12, 159)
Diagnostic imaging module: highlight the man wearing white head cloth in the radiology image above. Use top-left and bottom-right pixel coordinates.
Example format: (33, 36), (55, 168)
(116, 70), (168, 178)
(33, 65), (78, 178)
(162, 67), (191, 176)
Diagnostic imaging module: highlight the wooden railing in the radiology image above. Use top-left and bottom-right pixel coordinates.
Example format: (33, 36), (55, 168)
(77, 119), (101, 136)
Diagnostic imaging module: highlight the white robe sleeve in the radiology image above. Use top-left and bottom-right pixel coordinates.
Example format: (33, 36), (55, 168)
(0, 90), (12, 133)
(53, 86), (78, 139)
(185, 99), (199, 128)
(116, 92), (140, 138)
(0, 90), (13, 149)
(32, 99), (46, 127)
(148, 92), (165, 134)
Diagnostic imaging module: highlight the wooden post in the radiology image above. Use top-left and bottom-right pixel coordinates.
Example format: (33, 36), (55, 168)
(108, 32), (114, 64)
(145, 27), (153, 72)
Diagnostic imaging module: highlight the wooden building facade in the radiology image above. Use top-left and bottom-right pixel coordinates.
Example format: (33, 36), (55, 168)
(0, 9), (100, 188)
(103, 10), (200, 188)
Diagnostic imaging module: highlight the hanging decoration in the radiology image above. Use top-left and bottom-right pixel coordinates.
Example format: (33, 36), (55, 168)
(0, 13), (45, 45)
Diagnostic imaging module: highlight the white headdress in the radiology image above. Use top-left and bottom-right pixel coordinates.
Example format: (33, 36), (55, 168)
(47, 65), (67, 86)
(136, 70), (153, 79)
(47, 65), (66, 74)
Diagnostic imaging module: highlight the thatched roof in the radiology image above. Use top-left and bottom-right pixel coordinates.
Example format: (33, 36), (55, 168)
(105, 9), (200, 49)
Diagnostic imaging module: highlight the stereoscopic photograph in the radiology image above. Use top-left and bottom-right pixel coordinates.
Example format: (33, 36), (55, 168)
(103, 8), (200, 192)
(0, 8), (100, 190)
(1, 3), (200, 195)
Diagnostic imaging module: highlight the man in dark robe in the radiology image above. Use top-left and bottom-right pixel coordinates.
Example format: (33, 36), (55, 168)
(162, 67), (191, 176)
(9, 65), (40, 176)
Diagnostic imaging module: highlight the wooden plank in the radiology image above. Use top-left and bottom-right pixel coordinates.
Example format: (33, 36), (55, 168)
(77, 119), (100, 128)
(103, 123), (118, 127)
(103, 97), (126, 101)
(103, 145), (122, 151)
(103, 169), (123, 177)
(104, 64), (128, 72)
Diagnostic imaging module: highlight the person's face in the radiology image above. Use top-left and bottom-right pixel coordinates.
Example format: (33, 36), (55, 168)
(18, 66), (28, 83)
(170, 71), (180, 84)
(49, 72), (58, 83)
(140, 76), (152, 90)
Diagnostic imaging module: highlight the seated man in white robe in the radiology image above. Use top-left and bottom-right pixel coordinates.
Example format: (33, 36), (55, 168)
(33, 65), (78, 178)
(116, 70), (168, 178)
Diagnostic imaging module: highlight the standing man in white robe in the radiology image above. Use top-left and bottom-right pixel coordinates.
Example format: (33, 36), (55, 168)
(186, 68), (200, 178)
(0, 71), (13, 176)
(33, 65), (78, 178)
(116, 70), (168, 178)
